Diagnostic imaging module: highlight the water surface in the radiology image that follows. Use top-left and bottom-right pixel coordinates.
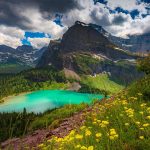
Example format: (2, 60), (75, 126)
(0, 90), (104, 113)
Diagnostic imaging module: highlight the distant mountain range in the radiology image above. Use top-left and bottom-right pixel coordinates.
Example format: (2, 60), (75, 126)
(0, 45), (47, 67)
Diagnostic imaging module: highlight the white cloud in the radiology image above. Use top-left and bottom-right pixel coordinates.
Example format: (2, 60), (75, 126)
(0, 7), (67, 48)
(106, 0), (147, 13)
(62, 0), (150, 38)
(0, 0), (150, 48)
(0, 26), (24, 48)
(19, 7), (67, 39)
(28, 37), (50, 49)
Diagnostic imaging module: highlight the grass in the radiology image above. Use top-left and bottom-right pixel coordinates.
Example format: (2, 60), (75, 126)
(0, 104), (87, 143)
(81, 74), (124, 95)
(38, 81), (68, 90)
(29, 104), (87, 131)
(128, 75), (150, 101)
(39, 92), (150, 150)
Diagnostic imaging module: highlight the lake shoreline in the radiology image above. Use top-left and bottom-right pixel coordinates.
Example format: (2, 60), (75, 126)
(0, 91), (32, 104)
(0, 90), (104, 113)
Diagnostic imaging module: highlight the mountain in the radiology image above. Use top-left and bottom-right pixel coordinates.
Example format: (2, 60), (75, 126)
(37, 21), (142, 84)
(109, 33), (150, 53)
(0, 45), (47, 73)
(86, 23), (150, 53)
(0, 45), (47, 66)
(38, 21), (136, 68)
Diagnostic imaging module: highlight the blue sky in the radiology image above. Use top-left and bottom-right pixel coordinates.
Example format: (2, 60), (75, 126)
(0, 0), (149, 48)
(21, 0), (150, 47)
(21, 15), (62, 46)
(22, 32), (51, 45)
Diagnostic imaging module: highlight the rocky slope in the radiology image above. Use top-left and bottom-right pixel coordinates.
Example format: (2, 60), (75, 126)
(38, 21), (136, 68)
(109, 33), (150, 53)
(37, 21), (141, 84)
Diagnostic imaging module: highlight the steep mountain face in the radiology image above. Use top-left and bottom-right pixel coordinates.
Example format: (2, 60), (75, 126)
(38, 21), (142, 84)
(0, 45), (46, 67)
(38, 21), (137, 69)
(72, 22), (150, 53)
(109, 33), (150, 53)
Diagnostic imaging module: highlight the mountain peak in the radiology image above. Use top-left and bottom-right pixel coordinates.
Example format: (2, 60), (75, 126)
(73, 21), (109, 38)
(75, 21), (89, 26)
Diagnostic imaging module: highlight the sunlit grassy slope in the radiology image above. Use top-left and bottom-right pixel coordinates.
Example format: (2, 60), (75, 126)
(81, 74), (124, 95)
(38, 92), (150, 150)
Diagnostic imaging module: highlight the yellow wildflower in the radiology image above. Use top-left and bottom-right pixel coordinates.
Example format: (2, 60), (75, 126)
(122, 100), (128, 105)
(76, 145), (81, 148)
(138, 93), (143, 96)
(125, 123), (129, 126)
(139, 136), (144, 140)
(96, 133), (102, 138)
(114, 134), (119, 138)
(146, 116), (150, 119)
(147, 107), (150, 112)
(143, 123), (149, 127)
(38, 144), (45, 148)
(93, 122), (97, 125)
(80, 146), (87, 150)
(128, 115), (134, 118)
(140, 127), (144, 130)
(70, 130), (76, 135)
(57, 138), (63, 142)
(75, 134), (83, 140)
(80, 126), (86, 130)
(140, 103), (146, 107)
(139, 111), (144, 115)
(85, 130), (92, 136)
(109, 136), (115, 140)
(102, 120), (109, 125)
(97, 120), (101, 123)
(87, 146), (94, 150)
(135, 121), (140, 125)
(110, 129), (117, 135)
(100, 123), (106, 128)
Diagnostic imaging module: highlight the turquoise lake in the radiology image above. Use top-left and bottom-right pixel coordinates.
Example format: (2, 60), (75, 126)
(0, 90), (104, 113)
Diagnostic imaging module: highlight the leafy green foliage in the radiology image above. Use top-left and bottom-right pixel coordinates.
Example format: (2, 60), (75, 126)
(0, 109), (37, 142)
(128, 55), (150, 101)
(0, 104), (87, 143)
(137, 54), (150, 75)
(0, 63), (30, 74)
(128, 75), (150, 101)
(0, 67), (67, 101)
(73, 53), (100, 74)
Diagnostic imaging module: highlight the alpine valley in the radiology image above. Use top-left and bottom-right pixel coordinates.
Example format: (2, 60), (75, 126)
(0, 21), (150, 149)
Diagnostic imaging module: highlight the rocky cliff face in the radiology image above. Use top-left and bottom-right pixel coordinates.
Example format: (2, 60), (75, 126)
(37, 21), (142, 83)
(38, 21), (136, 69)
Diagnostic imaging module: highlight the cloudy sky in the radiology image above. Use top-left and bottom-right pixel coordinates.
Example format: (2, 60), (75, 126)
(0, 0), (150, 49)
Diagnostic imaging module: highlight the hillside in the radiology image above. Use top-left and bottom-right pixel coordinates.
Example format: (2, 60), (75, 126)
(2, 76), (150, 149)
(38, 21), (142, 85)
